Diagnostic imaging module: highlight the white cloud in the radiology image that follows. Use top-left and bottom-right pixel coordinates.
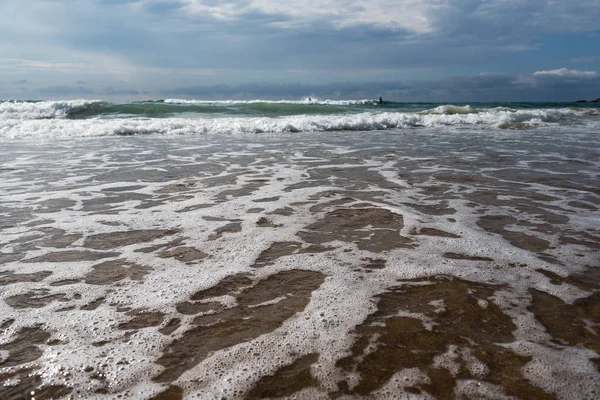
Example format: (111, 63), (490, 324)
(0, 58), (86, 73)
(180, 0), (457, 33)
(533, 68), (599, 78)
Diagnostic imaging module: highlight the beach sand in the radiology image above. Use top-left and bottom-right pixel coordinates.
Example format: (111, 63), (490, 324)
(1, 129), (599, 399)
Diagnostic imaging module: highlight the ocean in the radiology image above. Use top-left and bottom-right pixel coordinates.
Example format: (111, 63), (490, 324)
(1, 99), (599, 399)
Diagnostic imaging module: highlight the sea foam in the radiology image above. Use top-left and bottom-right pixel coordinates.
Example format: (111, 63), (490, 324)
(0, 128), (598, 398)
(0, 108), (591, 140)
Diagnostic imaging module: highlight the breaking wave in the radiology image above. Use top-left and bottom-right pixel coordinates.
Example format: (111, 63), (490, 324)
(0, 108), (593, 140)
(0, 99), (103, 120)
(1, 99), (596, 123)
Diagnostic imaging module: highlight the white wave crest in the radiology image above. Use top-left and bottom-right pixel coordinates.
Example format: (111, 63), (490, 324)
(0, 108), (590, 140)
(427, 105), (477, 115)
(0, 99), (101, 120)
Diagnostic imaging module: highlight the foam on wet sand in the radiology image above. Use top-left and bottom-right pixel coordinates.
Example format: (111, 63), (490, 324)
(1, 128), (599, 399)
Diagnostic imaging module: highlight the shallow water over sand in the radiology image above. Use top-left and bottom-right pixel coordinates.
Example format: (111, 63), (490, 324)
(1, 127), (599, 399)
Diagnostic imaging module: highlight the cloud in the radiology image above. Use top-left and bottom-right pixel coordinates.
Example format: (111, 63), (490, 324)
(534, 68), (599, 78)
(38, 85), (95, 95)
(4, 68), (599, 101)
(102, 87), (143, 96)
(0, 58), (85, 73)
(178, 1), (600, 35)
(180, 0), (440, 32)
(1, 0), (600, 101)
(3, 1), (598, 74)
(500, 44), (542, 52)
(569, 56), (600, 63)
(526, 68), (600, 94)
(160, 69), (600, 101)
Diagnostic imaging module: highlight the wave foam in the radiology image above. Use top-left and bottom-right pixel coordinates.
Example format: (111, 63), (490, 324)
(0, 108), (590, 140)
(0, 100), (102, 120)
(426, 105), (477, 115)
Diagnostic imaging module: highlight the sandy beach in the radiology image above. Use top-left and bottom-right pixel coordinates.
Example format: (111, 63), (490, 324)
(1, 125), (599, 398)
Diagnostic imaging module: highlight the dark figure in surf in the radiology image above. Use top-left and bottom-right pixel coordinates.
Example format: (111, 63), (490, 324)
(379, 96), (383, 104)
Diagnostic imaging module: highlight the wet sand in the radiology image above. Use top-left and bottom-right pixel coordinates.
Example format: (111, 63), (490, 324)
(1, 128), (599, 399)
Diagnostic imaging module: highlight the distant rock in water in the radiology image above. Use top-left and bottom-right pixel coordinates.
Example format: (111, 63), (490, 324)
(593, 98), (600, 102)
(576, 100), (588, 103)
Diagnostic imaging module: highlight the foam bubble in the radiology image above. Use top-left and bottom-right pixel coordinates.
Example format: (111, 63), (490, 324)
(511, 342), (600, 399)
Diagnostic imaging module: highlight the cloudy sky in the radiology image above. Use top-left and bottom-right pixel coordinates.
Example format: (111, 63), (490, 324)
(1, 0), (600, 100)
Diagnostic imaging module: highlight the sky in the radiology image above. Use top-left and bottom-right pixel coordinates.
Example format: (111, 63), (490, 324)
(1, 0), (600, 101)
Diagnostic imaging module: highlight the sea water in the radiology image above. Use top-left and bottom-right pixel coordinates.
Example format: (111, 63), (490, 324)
(0, 99), (599, 399)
